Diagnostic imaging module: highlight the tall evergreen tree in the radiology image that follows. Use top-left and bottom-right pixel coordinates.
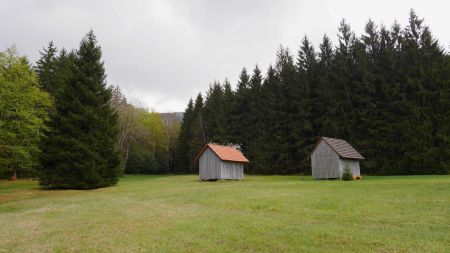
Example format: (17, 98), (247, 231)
(395, 9), (450, 174)
(260, 65), (283, 174)
(230, 68), (251, 147)
(333, 19), (356, 140)
(190, 93), (205, 173)
(316, 35), (338, 138)
(222, 79), (234, 142)
(176, 98), (194, 172)
(39, 31), (121, 189)
(203, 82), (226, 143)
(35, 43), (76, 102)
(35, 41), (57, 93)
(245, 65), (265, 172)
(296, 37), (320, 172)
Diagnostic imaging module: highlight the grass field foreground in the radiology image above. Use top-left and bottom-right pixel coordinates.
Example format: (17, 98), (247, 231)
(1, 175), (449, 252)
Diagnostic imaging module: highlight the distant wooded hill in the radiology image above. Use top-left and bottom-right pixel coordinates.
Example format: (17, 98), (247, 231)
(160, 112), (183, 123)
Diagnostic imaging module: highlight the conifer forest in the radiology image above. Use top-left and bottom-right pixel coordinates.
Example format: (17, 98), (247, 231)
(176, 11), (450, 176)
(0, 10), (449, 188)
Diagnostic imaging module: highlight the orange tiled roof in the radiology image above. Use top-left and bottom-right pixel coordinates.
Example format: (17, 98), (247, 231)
(194, 143), (250, 163)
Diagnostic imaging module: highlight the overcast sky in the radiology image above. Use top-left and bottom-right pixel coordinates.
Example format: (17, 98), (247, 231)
(1, 0), (449, 112)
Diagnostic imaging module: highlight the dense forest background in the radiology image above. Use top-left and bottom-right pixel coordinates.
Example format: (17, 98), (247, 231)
(1, 10), (449, 181)
(176, 10), (450, 175)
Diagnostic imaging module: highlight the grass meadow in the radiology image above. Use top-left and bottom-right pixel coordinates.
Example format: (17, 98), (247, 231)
(1, 175), (449, 252)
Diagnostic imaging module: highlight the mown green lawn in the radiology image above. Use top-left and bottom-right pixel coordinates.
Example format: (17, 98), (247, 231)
(0, 175), (449, 252)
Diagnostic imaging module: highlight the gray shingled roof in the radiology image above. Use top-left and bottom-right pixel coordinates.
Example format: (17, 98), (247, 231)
(321, 137), (365, 160)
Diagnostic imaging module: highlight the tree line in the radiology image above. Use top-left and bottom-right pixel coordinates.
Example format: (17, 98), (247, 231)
(0, 10), (448, 185)
(176, 10), (450, 175)
(112, 87), (180, 174)
(0, 31), (180, 187)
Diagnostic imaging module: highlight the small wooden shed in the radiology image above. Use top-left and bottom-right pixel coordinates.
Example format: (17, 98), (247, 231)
(194, 143), (249, 180)
(310, 137), (365, 179)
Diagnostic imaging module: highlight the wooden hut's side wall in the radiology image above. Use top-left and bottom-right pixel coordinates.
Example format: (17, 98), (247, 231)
(311, 141), (341, 179)
(221, 162), (244, 180)
(199, 148), (221, 180)
(339, 159), (360, 176)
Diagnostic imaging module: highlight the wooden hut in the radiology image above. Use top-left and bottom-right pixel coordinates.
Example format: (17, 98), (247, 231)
(310, 137), (365, 179)
(194, 143), (249, 180)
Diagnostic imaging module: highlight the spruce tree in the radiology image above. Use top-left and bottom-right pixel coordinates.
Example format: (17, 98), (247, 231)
(261, 64), (283, 174)
(177, 98), (194, 172)
(36, 43), (76, 100)
(230, 68), (251, 148)
(35, 41), (58, 93)
(275, 46), (304, 174)
(246, 65), (264, 172)
(39, 31), (121, 189)
(203, 82), (226, 143)
(222, 79), (234, 143)
(316, 35), (338, 138)
(190, 93), (205, 173)
(176, 98), (194, 172)
(296, 37), (318, 173)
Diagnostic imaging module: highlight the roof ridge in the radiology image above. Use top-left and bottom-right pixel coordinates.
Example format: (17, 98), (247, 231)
(313, 136), (365, 160)
(194, 143), (250, 163)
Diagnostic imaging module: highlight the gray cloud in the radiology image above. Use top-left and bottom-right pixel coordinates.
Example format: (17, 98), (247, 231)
(1, 0), (449, 112)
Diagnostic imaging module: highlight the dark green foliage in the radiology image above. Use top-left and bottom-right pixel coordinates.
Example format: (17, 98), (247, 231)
(342, 167), (353, 181)
(230, 68), (251, 146)
(35, 41), (57, 92)
(176, 99), (194, 173)
(204, 82), (227, 143)
(39, 31), (122, 189)
(177, 10), (449, 175)
(189, 94), (206, 173)
(175, 93), (206, 174)
(125, 144), (160, 174)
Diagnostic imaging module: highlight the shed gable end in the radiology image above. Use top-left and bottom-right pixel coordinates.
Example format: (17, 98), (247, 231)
(199, 147), (222, 180)
(311, 140), (341, 178)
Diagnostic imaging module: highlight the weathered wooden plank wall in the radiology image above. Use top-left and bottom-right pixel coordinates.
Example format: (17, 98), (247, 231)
(339, 159), (361, 176)
(199, 148), (221, 180)
(311, 141), (341, 179)
(221, 162), (244, 180)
